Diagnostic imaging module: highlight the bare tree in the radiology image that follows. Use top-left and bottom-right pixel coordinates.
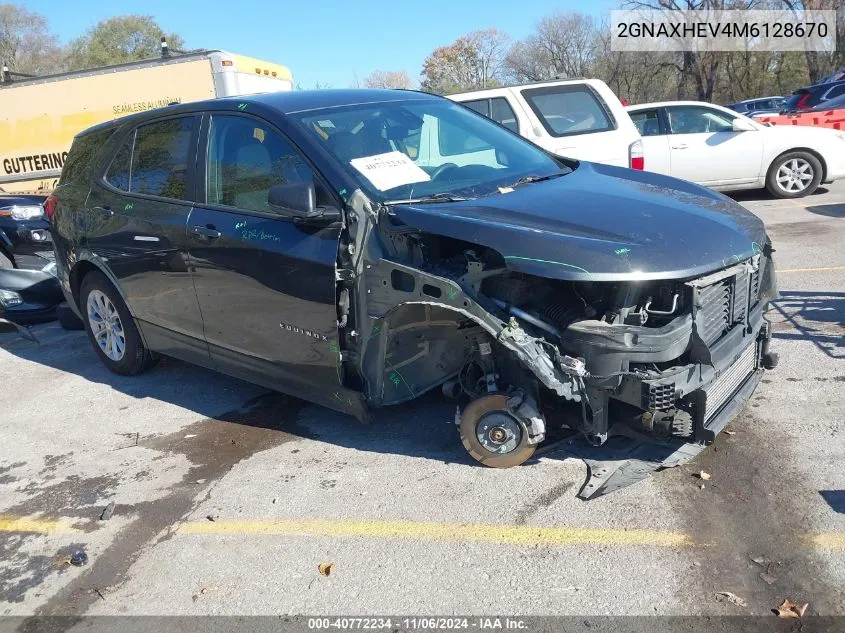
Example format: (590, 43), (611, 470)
(0, 3), (63, 76)
(362, 69), (414, 89)
(622, 0), (756, 101)
(505, 12), (599, 82)
(780, 0), (845, 82)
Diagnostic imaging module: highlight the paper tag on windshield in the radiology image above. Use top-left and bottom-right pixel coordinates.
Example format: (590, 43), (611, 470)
(349, 151), (430, 192)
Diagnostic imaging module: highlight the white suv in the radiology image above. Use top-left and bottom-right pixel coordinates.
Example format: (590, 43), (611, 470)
(449, 79), (644, 170)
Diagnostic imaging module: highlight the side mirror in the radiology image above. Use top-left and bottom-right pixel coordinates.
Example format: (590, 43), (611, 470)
(268, 182), (317, 218)
(268, 182), (341, 223)
(732, 118), (757, 132)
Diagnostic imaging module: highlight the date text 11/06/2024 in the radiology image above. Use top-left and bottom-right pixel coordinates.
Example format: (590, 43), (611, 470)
(307, 618), (528, 630)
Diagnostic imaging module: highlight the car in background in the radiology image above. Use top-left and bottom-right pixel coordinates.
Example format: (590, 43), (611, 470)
(728, 96), (785, 118)
(0, 266), (65, 325)
(449, 79), (644, 171)
(781, 80), (845, 113)
(0, 193), (53, 270)
(817, 67), (845, 84)
(627, 101), (845, 198)
(810, 92), (845, 112)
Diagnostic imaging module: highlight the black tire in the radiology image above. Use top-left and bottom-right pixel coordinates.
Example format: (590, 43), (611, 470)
(765, 151), (822, 198)
(57, 302), (84, 331)
(79, 271), (155, 375)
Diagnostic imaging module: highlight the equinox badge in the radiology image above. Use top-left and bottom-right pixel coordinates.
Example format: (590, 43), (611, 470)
(279, 322), (328, 341)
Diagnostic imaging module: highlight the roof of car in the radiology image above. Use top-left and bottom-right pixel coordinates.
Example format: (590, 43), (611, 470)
(77, 88), (442, 138)
(240, 88), (441, 113)
(627, 100), (698, 110)
(735, 96), (783, 104)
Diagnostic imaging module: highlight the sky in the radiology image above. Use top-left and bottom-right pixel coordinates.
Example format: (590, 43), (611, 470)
(26, 0), (616, 88)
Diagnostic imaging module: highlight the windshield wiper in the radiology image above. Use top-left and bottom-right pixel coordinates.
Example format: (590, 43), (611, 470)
(383, 192), (473, 205)
(504, 170), (570, 189)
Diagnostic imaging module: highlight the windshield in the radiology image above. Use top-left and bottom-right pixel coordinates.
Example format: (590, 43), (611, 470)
(292, 99), (565, 202)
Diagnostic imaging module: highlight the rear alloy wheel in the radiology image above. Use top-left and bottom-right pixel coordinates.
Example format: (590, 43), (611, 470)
(459, 394), (536, 468)
(80, 271), (155, 375)
(766, 152), (822, 198)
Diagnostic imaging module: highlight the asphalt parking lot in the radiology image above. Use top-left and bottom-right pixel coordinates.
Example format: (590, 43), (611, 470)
(1, 182), (844, 620)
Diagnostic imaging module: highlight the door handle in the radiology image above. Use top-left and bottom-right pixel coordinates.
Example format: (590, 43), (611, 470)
(92, 205), (113, 216)
(191, 225), (222, 241)
(671, 144), (688, 150)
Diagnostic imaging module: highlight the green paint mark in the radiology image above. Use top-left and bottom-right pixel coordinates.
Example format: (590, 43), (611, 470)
(237, 103), (248, 111)
(388, 370), (415, 398)
(447, 287), (458, 301)
(328, 340), (340, 354)
(504, 255), (589, 274)
(614, 248), (631, 255)
(123, 202), (133, 211)
(338, 188), (348, 200)
(751, 241), (762, 254)
(364, 322), (382, 341)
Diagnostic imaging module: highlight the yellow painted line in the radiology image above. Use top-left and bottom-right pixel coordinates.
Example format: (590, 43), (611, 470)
(0, 516), (79, 534)
(180, 518), (691, 548)
(812, 533), (845, 550)
(778, 265), (845, 274)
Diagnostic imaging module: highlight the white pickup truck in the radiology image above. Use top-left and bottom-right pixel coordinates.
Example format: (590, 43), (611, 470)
(449, 79), (644, 171)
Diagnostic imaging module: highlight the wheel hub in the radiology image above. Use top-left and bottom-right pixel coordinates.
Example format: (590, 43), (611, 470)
(87, 290), (126, 362)
(476, 411), (523, 455)
(776, 158), (812, 193)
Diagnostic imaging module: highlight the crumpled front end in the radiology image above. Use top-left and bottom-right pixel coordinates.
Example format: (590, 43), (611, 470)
(338, 188), (778, 497)
(564, 250), (777, 447)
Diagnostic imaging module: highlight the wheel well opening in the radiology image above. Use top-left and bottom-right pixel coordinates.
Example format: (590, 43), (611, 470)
(69, 261), (99, 309)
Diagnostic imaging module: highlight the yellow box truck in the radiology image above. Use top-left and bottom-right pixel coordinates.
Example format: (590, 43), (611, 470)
(0, 50), (293, 193)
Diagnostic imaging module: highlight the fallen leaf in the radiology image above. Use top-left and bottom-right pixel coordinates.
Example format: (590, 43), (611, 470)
(724, 430), (736, 436)
(200, 585), (218, 595)
(699, 471), (712, 481)
(715, 591), (747, 607)
(750, 555), (770, 566)
(318, 562), (334, 577)
(774, 599), (808, 618)
(53, 555), (72, 567)
(760, 572), (778, 585)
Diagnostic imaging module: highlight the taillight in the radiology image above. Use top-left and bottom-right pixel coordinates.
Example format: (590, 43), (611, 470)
(43, 193), (58, 222)
(629, 140), (644, 170)
(796, 93), (811, 110)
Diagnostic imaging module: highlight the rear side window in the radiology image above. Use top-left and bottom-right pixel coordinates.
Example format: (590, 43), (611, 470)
(463, 100), (489, 117)
(131, 118), (196, 199)
(460, 98), (519, 133)
(630, 110), (661, 136)
(490, 98), (518, 133)
(521, 85), (615, 137)
(62, 129), (114, 184)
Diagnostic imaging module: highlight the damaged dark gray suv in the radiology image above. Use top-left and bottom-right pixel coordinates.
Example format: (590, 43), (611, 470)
(50, 89), (777, 496)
